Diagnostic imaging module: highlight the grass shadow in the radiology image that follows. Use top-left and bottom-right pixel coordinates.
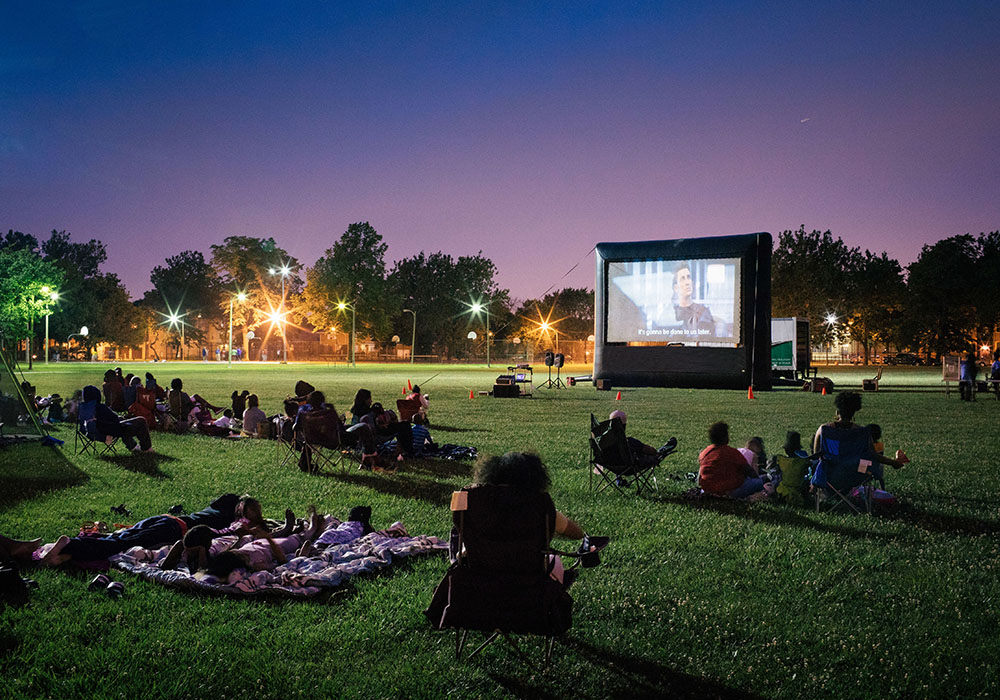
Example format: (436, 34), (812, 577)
(99, 453), (177, 479)
(559, 638), (762, 699)
(0, 443), (89, 511)
(878, 503), (1000, 537)
(402, 458), (473, 479)
(327, 470), (455, 506)
(429, 424), (475, 433)
(656, 492), (898, 542)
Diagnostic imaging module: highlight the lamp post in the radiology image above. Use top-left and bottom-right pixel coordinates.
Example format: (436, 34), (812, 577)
(67, 326), (89, 359)
(470, 300), (492, 367)
(167, 313), (185, 360)
(40, 287), (59, 364)
(403, 309), (416, 365)
(337, 301), (356, 366)
(269, 265), (291, 363)
(228, 292), (247, 368)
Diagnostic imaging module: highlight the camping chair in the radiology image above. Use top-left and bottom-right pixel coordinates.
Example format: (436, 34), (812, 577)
(811, 425), (877, 515)
(298, 408), (359, 474)
(425, 486), (603, 665)
(396, 398), (423, 422)
(589, 414), (672, 496)
(74, 399), (120, 456)
(276, 415), (298, 468)
(862, 366), (883, 392)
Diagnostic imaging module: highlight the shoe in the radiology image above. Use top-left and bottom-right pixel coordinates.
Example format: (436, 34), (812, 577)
(657, 437), (678, 455)
(88, 573), (111, 591)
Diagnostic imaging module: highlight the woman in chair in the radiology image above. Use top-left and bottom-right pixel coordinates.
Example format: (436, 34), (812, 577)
(812, 392), (909, 475)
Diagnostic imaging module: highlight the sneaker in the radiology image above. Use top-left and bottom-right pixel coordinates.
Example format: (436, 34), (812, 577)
(657, 437), (678, 455)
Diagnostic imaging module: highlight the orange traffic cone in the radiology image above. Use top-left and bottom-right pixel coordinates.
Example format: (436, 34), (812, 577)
(407, 379), (412, 391)
(821, 384), (827, 396)
(615, 391), (622, 401)
(747, 386), (755, 400)
(469, 389), (474, 399)
(402, 386), (407, 396)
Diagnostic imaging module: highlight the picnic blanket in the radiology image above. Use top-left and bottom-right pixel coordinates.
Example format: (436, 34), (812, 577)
(110, 518), (447, 599)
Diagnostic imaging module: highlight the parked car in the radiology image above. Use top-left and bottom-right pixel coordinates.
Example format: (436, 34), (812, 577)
(887, 352), (924, 366)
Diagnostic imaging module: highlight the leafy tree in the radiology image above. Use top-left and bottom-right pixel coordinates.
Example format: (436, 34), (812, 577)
(0, 247), (64, 360)
(904, 235), (980, 358)
(39, 230), (111, 346)
(1, 229), (39, 252)
(300, 222), (394, 344)
(85, 274), (144, 352)
(844, 251), (905, 364)
(145, 251), (222, 354)
(210, 236), (301, 359)
(386, 250), (506, 359)
(510, 288), (594, 344)
(973, 231), (1000, 345)
(771, 226), (860, 345)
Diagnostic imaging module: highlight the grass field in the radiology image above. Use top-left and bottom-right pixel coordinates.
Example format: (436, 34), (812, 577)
(2, 362), (998, 699)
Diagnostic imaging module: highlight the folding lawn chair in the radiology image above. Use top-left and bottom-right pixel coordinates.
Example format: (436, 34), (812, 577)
(811, 425), (877, 515)
(74, 398), (120, 456)
(276, 416), (298, 468)
(298, 408), (359, 474)
(589, 414), (672, 496)
(396, 397), (422, 422)
(425, 485), (604, 665)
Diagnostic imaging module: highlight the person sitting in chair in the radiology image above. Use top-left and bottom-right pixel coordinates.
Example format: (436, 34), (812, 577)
(698, 421), (764, 499)
(608, 410), (676, 467)
(812, 392), (909, 474)
(473, 452), (586, 583)
(82, 384), (153, 454)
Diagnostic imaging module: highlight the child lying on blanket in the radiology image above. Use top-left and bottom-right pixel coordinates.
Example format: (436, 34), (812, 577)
(32, 494), (287, 568)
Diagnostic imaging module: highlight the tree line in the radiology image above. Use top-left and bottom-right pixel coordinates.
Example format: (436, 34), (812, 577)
(2, 223), (996, 363)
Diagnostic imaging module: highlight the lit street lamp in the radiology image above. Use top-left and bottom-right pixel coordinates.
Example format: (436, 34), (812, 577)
(40, 286), (59, 364)
(67, 326), (89, 360)
(167, 313), (186, 360)
(402, 309), (416, 365)
(336, 301), (356, 367)
(269, 264), (292, 363)
(469, 299), (492, 367)
(228, 292), (247, 368)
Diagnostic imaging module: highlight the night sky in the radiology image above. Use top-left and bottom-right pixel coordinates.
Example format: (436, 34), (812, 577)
(2, 2), (997, 301)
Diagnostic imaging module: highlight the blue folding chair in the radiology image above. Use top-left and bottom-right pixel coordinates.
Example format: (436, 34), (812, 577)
(74, 399), (120, 456)
(811, 425), (876, 514)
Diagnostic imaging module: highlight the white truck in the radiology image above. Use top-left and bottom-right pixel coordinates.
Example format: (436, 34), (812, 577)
(771, 317), (812, 380)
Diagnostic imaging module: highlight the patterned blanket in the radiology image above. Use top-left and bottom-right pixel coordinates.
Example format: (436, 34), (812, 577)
(109, 519), (447, 599)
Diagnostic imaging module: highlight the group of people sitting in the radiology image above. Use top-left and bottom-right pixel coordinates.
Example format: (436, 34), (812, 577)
(282, 382), (433, 472)
(697, 391), (910, 501)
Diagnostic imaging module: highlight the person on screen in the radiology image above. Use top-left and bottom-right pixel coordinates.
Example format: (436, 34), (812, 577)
(673, 262), (715, 331)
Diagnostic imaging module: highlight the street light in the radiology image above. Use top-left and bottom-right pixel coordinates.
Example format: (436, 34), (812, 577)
(228, 292), (247, 368)
(336, 301), (356, 366)
(67, 326), (89, 360)
(167, 313), (185, 360)
(269, 265), (292, 363)
(469, 299), (492, 367)
(402, 309), (416, 365)
(40, 287), (59, 364)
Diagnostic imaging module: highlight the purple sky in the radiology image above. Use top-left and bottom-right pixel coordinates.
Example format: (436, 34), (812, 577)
(2, 2), (998, 302)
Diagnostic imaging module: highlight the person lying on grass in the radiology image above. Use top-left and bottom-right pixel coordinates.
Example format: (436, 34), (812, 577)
(35, 495), (283, 568)
(181, 506), (375, 582)
(812, 392), (910, 481)
(698, 421), (766, 499)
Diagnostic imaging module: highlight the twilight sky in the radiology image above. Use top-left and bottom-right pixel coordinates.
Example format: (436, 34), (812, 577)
(2, 1), (998, 302)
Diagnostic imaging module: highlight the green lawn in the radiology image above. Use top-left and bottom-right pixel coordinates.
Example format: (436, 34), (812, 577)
(2, 362), (998, 699)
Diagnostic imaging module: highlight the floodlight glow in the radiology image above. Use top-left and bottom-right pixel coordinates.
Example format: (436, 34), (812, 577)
(80, 326), (89, 336)
(168, 314), (180, 325)
(40, 286), (49, 294)
(268, 311), (284, 325)
(337, 302), (347, 311)
(268, 268), (277, 275)
(470, 302), (483, 314)
(281, 265), (290, 276)
(540, 322), (550, 332)
(237, 292), (247, 302)
(825, 314), (837, 325)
